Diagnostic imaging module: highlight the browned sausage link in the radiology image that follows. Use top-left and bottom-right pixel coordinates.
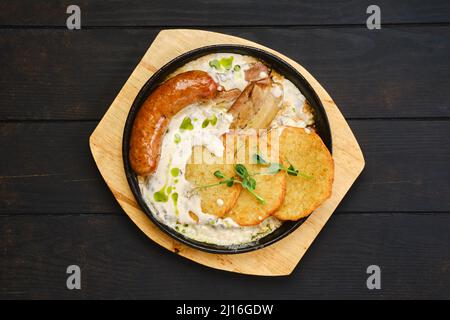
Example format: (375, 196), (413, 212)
(129, 71), (218, 175)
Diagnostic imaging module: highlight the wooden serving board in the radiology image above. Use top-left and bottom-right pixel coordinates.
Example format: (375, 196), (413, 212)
(89, 29), (365, 276)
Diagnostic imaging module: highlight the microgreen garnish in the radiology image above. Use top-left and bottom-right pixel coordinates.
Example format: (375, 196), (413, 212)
(286, 159), (299, 176)
(233, 65), (241, 71)
(214, 170), (225, 179)
(252, 153), (269, 165)
(195, 165), (266, 204)
(252, 153), (311, 178)
(233, 164), (265, 204)
(234, 164), (248, 179)
(266, 163), (283, 174)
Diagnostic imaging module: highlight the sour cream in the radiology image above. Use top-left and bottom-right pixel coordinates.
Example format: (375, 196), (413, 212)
(172, 53), (258, 92)
(139, 103), (281, 246)
(271, 78), (314, 131)
(139, 53), (313, 246)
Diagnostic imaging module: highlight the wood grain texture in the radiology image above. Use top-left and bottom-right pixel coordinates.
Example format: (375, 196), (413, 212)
(1, 26), (450, 120)
(0, 213), (448, 299)
(0, 0), (448, 297)
(88, 29), (364, 275)
(1, 0), (449, 26)
(1, 120), (449, 214)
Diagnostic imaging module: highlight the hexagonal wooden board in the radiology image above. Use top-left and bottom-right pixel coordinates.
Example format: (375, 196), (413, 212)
(89, 29), (365, 276)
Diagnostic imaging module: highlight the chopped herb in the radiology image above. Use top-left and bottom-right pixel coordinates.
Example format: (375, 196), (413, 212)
(209, 56), (234, 70)
(167, 186), (173, 194)
(180, 117), (193, 131)
(210, 114), (217, 126)
(171, 167), (180, 177)
(174, 133), (181, 144)
(174, 179), (179, 184)
(209, 59), (221, 69)
(233, 64), (241, 71)
(201, 114), (218, 128)
(220, 56), (234, 70)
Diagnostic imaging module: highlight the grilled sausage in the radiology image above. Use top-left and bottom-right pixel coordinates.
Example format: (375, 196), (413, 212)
(129, 71), (218, 176)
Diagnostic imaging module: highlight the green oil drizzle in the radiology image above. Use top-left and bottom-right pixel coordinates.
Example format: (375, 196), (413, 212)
(171, 167), (180, 177)
(153, 185), (168, 202)
(174, 133), (181, 144)
(172, 193), (179, 216)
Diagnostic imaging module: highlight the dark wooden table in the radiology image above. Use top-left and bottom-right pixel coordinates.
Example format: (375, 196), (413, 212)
(0, 1), (449, 299)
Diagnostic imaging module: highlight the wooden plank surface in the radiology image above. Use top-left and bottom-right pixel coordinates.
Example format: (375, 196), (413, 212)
(0, 120), (448, 214)
(87, 28), (365, 276)
(1, 26), (450, 120)
(0, 0), (449, 298)
(0, 213), (448, 299)
(1, 0), (449, 26)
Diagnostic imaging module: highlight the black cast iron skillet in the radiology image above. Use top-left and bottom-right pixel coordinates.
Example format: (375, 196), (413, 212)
(123, 45), (332, 254)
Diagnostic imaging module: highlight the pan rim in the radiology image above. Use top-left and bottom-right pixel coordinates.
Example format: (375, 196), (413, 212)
(122, 44), (332, 254)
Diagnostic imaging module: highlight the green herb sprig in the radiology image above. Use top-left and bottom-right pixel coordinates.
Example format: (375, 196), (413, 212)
(252, 153), (311, 178)
(195, 165), (266, 204)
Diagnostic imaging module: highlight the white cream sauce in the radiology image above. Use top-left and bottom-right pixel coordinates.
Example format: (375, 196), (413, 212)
(270, 78), (314, 130)
(140, 104), (231, 225)
(139, 103), (281, 246)
(172, 53), (258, 92)
(139, 53), (313, 246)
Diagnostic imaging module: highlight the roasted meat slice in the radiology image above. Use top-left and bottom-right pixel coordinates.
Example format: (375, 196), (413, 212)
(228, 79), (283, 129)
(245, 62), (270, 82)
